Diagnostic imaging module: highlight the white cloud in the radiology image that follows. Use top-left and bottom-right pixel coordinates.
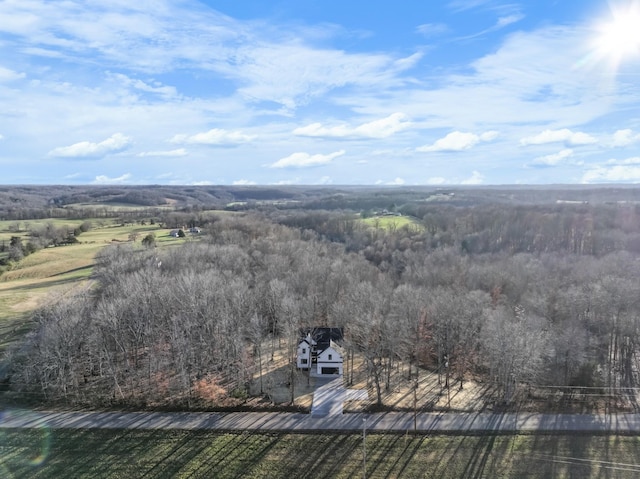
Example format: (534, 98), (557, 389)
(316, 176), (333, 185)
(387, 177), (405, 185)
(344, 25), (617, 133)
(417, 130), (498, 152)
(92, 173), (132, 184)
(480, 131), (500, 141)
(1, 1), (637, 185)
(137, 148), (188, 157)
(496, 14), (525, 28)
(582, 162), (640, 183)
(232, 179), (256, 185)
(612, 129), (640, 147)
(49, 133), (132, 158)
(520, 129), (597, 146)
(294, 113), (411, 139)
(269, 150), (345, 169)
(0, 1), (419, 110)
(461, 170), (484, 185)
(457, 13), (525, 40)
(426, 177), (447, 185)
(0, 66), (25, 82)
(394, 52), (424, 71)
(447, 0), (495, 12)
(170, 128), (255, 146)
(272, 179), (301, 185)
(416, 23), (449, 37)
(231, 44), (405, 109)
(605, 157), (640, 165)
(108, 73), (178, 99)
(529, 148), (574, 167)
(0, 1), (240, 72)
(354, 113), (413, 138)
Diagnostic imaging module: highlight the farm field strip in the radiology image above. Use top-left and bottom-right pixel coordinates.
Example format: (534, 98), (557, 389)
(0, 221), (183, 351)
(2, 428), (639, 478)
(360, 214), (424, 231)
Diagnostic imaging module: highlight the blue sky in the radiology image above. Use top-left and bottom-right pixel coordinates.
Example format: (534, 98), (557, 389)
(1, 0), (640, 185)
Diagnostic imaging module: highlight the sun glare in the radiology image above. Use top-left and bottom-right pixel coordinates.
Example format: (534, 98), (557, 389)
(595, 3), (640, 66)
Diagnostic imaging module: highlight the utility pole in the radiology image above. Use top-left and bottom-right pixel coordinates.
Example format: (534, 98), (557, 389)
(445, 354), (450, 409)
(363, 415), (367, 479)
(413, 376), (418, 431)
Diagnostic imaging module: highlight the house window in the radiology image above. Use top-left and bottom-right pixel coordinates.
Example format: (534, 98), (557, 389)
(302, 348), (306, 354)
(302, 358), (308, 364)
(328, 354), (332, 360)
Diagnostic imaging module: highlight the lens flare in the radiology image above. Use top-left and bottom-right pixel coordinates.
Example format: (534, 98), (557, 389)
(593, 2), (640, 70)
(0, 410), (52, 473)
(598, 15), (640, 56)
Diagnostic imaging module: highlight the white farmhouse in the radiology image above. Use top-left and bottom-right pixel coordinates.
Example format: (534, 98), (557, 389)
(296, 328), (344, 376)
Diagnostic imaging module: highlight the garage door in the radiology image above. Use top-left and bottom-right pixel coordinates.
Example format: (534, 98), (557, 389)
(321, 367), (339, 375)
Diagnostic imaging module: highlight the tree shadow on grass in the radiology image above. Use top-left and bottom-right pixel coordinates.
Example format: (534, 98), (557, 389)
(286, 434), (357, 478)
(392, 434), (429, 478)
(137, 430), (216, 478)
(190, 431), (281, 478)
(0, 274), (85, 292)
(434, 414), (513, 479)
(510, 434), (596, 479)
(1, 428), (206, 479)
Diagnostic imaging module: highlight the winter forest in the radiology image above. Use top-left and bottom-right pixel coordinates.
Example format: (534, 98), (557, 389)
(6, 186), (640, 412)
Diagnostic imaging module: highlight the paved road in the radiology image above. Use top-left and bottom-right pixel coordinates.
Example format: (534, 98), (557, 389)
(3, 409), (640, 433)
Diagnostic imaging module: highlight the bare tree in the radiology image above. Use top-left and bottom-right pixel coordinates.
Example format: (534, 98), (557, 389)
(482, 304), (548, 404)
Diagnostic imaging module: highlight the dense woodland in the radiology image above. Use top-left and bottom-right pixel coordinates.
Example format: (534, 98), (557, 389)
(5, 184), (640, 219)
(6, 187), (640, 411)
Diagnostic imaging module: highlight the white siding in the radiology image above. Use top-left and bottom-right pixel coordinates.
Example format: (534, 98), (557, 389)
(316, 346), (343, 375)
(296, 341), (311, 369)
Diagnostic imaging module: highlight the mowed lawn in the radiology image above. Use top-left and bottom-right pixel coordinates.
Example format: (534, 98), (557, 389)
(2, 429), (640, 478)
(0, 221), (188, 351)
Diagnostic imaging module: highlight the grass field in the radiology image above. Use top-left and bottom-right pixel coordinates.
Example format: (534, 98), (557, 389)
(1, 428), (640, 478)
(0, 221), (190, 352)
(361, 215), (423, 232)
(0, 219), (82, 245)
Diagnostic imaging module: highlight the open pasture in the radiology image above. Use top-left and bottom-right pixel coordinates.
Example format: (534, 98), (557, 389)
(361, 215), (423, 232)
(0, 219), (85, 245)
(2, 428), (640, 478)
(0, 221), (188, 351)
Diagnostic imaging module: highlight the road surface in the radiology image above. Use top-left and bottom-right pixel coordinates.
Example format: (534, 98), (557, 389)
(3, 409), (640, 433)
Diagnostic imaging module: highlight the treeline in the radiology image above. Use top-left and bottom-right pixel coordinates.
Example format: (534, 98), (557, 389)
(7, 184), (640, 221)
(271, 203), (640, 260)
(0, 221), (92, 268)
(0, 204), (191, 222)
(7, 206), (640, 410)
